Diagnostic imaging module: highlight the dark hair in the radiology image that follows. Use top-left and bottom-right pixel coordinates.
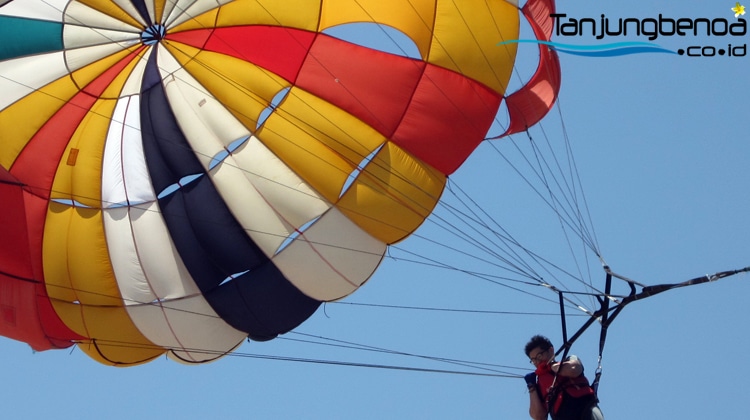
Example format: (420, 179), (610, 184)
(524, 335), (553, 356)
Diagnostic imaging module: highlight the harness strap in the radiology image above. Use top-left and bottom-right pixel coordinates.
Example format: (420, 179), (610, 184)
(546, 291), (573, 416)
(551, 265), (749, 396)
(590, 272), (612, 393)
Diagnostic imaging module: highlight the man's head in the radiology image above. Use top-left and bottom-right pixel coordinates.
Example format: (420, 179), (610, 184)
(525, 335), (554, 367)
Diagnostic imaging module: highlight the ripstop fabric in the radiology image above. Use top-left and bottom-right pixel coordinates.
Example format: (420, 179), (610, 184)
(0, 0), (559, 365)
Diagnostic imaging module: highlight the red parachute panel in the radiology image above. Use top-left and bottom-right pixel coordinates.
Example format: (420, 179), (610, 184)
(500, 0), (561, 138)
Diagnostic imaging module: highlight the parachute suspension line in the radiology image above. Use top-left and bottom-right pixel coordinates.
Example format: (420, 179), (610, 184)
(400, 145), (620, 315)
(524, 129), (598, 309)
(388, 243), (563, 306)
(284, 331), (519, 376)
(536, 121), (601, 283)
(484, 127), (605, 312)
(550, 98), (604, 308)
(539, 115), (600, 255)
(497, 132), (599, 260)
(486, 2), (601, 307)
(73, 327), (523, 377)
(392, 236), (537, 288)
(429, 192), (546, 283)
(192, 344), (520, 378)
(408, 174), (615, 313)
(443, 179), (547, 281)
(43, 281), (537, 374)
(552, 99), (602, 256)
(438, 178), (607, 311)
(332, 300), (568, 317)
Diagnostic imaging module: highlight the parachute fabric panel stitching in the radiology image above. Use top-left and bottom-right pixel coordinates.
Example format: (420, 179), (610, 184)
(0, 0), (563, 366)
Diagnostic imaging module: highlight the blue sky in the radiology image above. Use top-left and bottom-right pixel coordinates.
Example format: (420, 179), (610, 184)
(1, 1), (748, 419)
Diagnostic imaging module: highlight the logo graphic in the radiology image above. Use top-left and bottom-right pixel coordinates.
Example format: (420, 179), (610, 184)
(732, 2), (746, 18)
(501, 4), (748, 58)
(497, 40), (676, 57)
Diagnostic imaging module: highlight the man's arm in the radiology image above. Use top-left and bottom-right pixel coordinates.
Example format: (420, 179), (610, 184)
(551, 355), (583, 378)
(528, 387), (547, 420)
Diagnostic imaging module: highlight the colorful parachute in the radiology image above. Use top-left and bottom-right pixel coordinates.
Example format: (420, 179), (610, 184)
(0, 0), (559, 365)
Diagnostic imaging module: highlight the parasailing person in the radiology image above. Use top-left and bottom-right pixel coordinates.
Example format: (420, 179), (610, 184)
(524, 335), (604, 420)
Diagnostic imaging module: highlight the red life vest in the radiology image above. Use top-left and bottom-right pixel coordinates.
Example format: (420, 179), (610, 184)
(535, 359), (597, 419)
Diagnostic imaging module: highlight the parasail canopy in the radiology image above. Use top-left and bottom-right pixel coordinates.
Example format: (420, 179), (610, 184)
(0, 0), (560, 365)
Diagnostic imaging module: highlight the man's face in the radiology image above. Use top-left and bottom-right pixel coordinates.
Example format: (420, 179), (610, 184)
(528, 346), (552, 367)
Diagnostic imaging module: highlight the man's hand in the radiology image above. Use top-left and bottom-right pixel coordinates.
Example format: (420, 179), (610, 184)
(524, 372), (537, 389)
